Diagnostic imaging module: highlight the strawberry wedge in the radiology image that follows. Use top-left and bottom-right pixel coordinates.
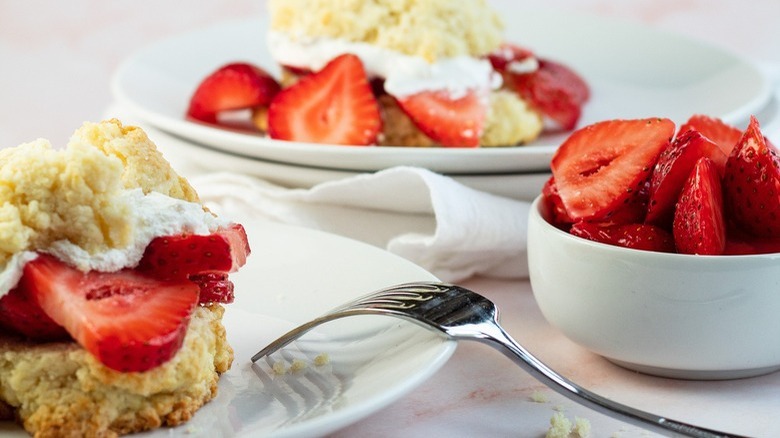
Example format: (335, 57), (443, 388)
(22, 255), (199, 373)
(551, 118), (675, 221)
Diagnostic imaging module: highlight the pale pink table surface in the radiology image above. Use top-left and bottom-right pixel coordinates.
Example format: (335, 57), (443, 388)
(2, 1), (780, 437)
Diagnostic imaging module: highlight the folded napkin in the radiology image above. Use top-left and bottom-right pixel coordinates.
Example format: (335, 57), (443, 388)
(190, 169), (531, 282)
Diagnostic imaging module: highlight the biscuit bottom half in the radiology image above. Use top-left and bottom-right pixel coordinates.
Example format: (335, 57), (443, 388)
(0, 305), (233, 437)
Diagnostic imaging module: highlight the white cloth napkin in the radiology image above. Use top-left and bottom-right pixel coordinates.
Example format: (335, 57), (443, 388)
(190, 168), (531, 282)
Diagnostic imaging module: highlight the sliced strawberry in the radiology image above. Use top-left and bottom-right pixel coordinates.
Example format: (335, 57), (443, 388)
(507, 58), (589, 130)
(137, 224), (250, 281)
(679, 114), (742, 158)
(723, 116), (780, 237)
(187, 62), (281, 124)
(191, 272), (234, 305)
(724, 231), (780, 255)
(22, 255), (198, 372)
(570, 222), (675, 252)
(594, 178), (651, 226)
(396, 89), (486, 147)
(542, 176), (574, 227)
(0, 285), (69, 341)
(487, 42), (535, 73)
(268, 54), (382, 145)
(645, 129), (726, 227)
(551, 118), (675, 221)
(673, 157), (726, 254)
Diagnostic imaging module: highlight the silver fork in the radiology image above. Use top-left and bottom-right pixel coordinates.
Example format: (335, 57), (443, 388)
(252, 282), (745, 438)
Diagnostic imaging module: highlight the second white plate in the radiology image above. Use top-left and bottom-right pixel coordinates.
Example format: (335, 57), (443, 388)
(112, 6), (770, 174)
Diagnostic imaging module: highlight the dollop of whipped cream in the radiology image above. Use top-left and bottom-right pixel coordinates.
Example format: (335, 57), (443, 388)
(0, 189), (229, 297)
(268, 31), (502, 99)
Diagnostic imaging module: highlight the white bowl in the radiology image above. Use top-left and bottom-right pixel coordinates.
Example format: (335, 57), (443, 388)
(527, 195), (780, 380)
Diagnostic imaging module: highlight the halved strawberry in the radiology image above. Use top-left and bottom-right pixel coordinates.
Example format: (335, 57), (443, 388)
(673, 157), (726, 254)
(487, 42), (535, 73)
(507, 58), (589, 130)
(551, 118), (675, 221)
(679, 114), (742, 158)
(22, 255), (198, 372)
(0, 285), (69, 341)
(187, 62), (281, 124)
(396, 89), (486, 147)
(191, 272), (234, 305)
(137, 224), (250, 281)
(570, 222), (675, 252)
(645, 129), (726, 227)
(268, 54), (382, 145)
(723, 116), (780, 237)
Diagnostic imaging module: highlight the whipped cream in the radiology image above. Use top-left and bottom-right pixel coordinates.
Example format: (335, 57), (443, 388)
(268, 31), (502, 99)
(0, 189), (229, 297)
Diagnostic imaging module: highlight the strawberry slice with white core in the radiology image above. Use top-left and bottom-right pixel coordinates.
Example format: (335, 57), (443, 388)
(551, 118), (675, 221)
(22, 255), (199, 372)
(268, 54), (382, 145)
(137, 223), (250, 282)
(396, 89), (486, 147)
(187, 62), (281, 124)
(487, 42), (536, 73)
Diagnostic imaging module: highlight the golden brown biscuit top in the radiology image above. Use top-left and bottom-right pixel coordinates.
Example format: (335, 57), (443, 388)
(268, 0), (504, 62)
(0, 119), (197, 266)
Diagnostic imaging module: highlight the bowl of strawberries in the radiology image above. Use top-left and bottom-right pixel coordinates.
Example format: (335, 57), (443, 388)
(527, 114), (780, 380)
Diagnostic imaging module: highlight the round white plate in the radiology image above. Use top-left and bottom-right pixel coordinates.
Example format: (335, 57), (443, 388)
(111, 6), (770, 174)
(177, 221), (455, 437)
(0, 221), (455, 437)
(133, 122), (551, 202)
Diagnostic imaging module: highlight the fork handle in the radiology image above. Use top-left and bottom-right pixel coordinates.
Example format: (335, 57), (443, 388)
(477, 324), (747, 438)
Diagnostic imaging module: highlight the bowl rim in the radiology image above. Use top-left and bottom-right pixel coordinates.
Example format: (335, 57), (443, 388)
(529, 194), (780, 262)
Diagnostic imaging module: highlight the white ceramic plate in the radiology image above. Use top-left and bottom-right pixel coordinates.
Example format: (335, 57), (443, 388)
(111, 6), (770, 174)
(133, 122), (551, 202)
(0, 221), (455, 438)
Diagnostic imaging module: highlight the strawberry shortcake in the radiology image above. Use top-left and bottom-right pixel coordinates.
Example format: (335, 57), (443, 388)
(186, 0), (589, 148)
(0, 119), (249, 436)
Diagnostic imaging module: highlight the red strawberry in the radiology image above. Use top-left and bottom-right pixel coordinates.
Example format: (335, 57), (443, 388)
(724, 231), (780, 255)
(673, 157), (726, 255)
(487, 42), (535, 72)
(542, 176), (573, 227)
(723, 116), (780, 237)
(645, 129), (726, 226)
(22, 255), (198, 372)
(551, 118), (675, 221)
(187, 62), (281, 124)
(0, 285), (69, 341)
(679, 114), (742, 158)
(396, 89), (486, 147)
(268, 54), (382, 145)
(507, 58), (589, 130)
(570, 222), (675, 252)
(137, 224), (250, 281)
(191, 272), (234, 305)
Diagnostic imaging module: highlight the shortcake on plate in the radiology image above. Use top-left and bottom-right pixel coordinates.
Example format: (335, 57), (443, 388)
(0, 119), (249, 436)
(186, 0), (589, 148)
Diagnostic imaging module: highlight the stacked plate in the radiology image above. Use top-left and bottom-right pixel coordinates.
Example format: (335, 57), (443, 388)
(111, 7), (777, 201)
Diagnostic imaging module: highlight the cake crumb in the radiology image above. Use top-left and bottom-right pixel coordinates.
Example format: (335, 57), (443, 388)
(530, 390), (548, 403)
(314, 353), (330, 366)
(573, 417), (592, 438)
(546, 411), (572, 438)
(290, 359), (307, 373)
(272, 361), (287, 375)
(545, 411), (592, 438)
